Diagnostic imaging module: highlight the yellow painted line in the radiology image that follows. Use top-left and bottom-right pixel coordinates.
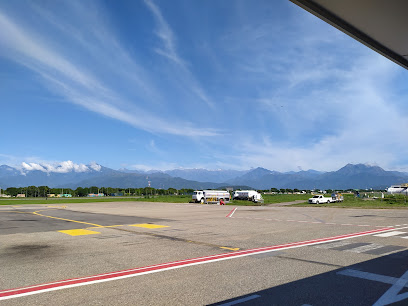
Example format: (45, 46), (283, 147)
(220, 247), (240, 251)
(87, 225), (125, 229)
(58, 229), (101, 236)
(129, 223), (169, 229)
(33, 210), (103, 227)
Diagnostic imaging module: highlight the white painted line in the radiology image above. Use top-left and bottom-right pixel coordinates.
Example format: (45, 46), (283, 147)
(226, 208), (237, 218)
(346, 243), (383, 253)
(218, 294), (261, 305)
(313, 240), (351, 249)
(337, 269), (407, 287)
(401, 236), (408, 239)
(0, 227), (393, 301)
(374, 231), (407, 238)
(373, 269), (408, 306)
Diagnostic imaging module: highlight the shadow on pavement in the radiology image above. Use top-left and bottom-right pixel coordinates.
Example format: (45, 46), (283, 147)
(209, 249), (408, 306)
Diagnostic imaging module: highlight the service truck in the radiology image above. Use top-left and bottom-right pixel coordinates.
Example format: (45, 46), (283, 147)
(232, 190), (263, 203)
(192, 190), (231, 204)
(331, 193), (344, 202)
(308, 194), (333, 204)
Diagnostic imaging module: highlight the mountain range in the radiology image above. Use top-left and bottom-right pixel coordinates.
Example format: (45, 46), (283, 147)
(0, 163), (407, 190)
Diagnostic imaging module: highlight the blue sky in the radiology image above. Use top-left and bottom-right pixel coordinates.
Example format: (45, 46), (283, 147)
(1, 0), (408, 173)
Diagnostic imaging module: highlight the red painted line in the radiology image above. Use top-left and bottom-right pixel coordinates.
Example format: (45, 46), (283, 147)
(0, 227), (394, 301)
(226, 208), (237, 218)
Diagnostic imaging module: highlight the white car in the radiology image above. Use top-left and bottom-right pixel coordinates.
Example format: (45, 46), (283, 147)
(308, 195), (333, 204)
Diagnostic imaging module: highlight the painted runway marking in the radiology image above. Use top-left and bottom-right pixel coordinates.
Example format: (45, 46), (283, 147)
(374, 270), (408, 306)
(129, 224), (169, 229)
(32, 209), (103, 228)
(0, 227), (394, 301)
(226, 208), (237, 218)
(313, 240), (351, 249)
(374, 231), (407, 238)
(338, 269), (408, 305)
(58, 229), (101, 236)
(314, 240), (407, 255)
(220, 247), (240, 251)
(218, 294), (261, 305)
(347, 243), (384, 253)
(230, 216), (391, 228)
(337, 269), (408, 288)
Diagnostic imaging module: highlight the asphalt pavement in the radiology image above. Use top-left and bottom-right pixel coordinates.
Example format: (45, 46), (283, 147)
(1, 202), (408, 305)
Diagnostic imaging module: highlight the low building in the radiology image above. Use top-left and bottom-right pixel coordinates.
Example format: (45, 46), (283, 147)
(110, 192), (124, 197)
(16, 194), (26, 198)
(87, 193), (105, 197)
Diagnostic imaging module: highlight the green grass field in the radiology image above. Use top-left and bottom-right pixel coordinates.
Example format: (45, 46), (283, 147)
(1, 193), (408, 208)
(292, 194), (408, 208)
(0, 195), (191, 205)
(228, 193), (311, 206)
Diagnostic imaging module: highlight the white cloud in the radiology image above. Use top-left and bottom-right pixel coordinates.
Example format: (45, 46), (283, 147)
(143, 0), (183, 66)
(19, 160), (101, 173)
(89, 162), (102, 172)
(127, 162), (180, 172)
(0, 6), (217, 137)
(21, 162), (47, 172)
(144, 0), (215, 109)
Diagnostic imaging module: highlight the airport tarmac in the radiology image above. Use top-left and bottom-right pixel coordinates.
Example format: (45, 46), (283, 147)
(1, 201), (408, 305)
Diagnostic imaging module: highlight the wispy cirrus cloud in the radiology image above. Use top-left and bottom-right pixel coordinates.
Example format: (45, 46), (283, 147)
(0, 4), (217, 137)
(144, 0), (215, 108)
(143, 0), (183, 65)
(220, 51), (408, 171)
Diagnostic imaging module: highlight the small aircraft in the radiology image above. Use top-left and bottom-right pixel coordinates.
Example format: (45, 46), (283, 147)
(386, 184), (408, 195)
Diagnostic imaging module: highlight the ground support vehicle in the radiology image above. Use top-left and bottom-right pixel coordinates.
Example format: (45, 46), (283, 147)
(192, 190), (231, 204)
(232, 190), (264, 203)
(331, 193), (344, 202)
(308, 194), (333, 204)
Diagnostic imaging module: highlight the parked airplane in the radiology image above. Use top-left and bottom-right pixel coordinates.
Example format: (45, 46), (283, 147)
(387, 184), (408, 195)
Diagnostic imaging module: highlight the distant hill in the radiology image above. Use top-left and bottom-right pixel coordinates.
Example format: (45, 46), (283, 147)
(227, 164), (408, 190)
(68, 172), (227, 190)
(227, 168), (323, 189)
(0, 162), (407, 190)
(163, 169), (247, 183)
(297, 164), (408, 190)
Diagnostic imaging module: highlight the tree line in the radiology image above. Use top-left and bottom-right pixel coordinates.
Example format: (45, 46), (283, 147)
(1, 186), (383, 198)
(2, 186), (195, 197)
